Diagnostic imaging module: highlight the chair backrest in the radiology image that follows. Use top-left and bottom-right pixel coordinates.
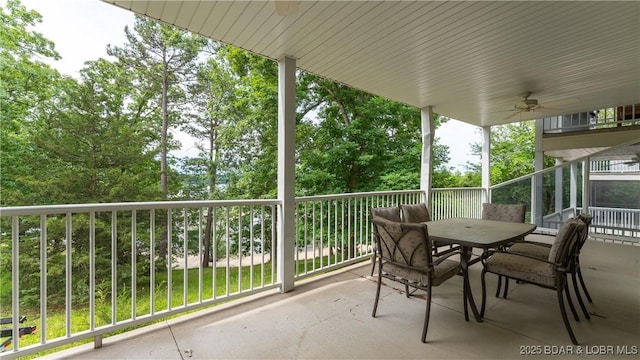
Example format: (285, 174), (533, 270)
(370, 206), (401, 222)
(482, 203), (526, 223)
(371, 218), (433, 271)
(548, 218), (585, 265)
(575, 213), (593, 249)
(400, 203), (431, 223)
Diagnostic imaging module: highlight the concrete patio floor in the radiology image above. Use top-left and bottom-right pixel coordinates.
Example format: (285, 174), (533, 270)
(45, 238), (639, 360)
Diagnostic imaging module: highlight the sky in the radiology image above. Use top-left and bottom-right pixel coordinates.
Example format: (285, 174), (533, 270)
(11, 0), (480, 171)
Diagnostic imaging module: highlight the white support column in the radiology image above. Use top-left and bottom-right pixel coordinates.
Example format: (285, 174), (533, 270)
(555, 158), (564, 217)
(481, 126), (491, 204)
(532, 119), (544, 226)
(570, 162), (578, 210)
(420, 106), (435, 210)
(582, 158), (590, 215)
(277, 56), (296, 293)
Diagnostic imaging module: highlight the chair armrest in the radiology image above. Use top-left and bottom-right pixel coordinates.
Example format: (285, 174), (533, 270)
(512, 241), (552, 248)
(482, 249), (561, 268)
(433, 250), (461, 266)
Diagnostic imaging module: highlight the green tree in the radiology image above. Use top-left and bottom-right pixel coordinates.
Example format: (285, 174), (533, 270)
(297, 76), (452, 194)
(107, 16), (206, 260)
(7, 58), (164, 306)
(469, 121), (556, 211)
(29, 59), (161, 204)
(220, 47), (280, 199)
(0, 0), (61, 206)
(182, 45), (241, 264)
(107, 16), (206, 198)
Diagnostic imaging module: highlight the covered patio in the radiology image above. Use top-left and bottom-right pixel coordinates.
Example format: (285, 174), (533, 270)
(45, 238), (639, 359)
(2, 1), (639, 358)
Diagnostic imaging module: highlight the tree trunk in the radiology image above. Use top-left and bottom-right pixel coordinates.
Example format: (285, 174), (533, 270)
(202, 206), (213, 267)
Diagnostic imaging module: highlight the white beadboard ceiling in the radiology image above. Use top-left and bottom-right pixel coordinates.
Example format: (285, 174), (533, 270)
(103, 1), (640, 128)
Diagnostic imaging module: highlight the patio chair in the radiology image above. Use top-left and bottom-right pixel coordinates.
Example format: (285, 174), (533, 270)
(399, 203), (432, 223)
(481, 203), (526, 223)
(480, 218), (585, 345)
(400, 203), (460, 256)
(481, 203), (527, 297)
(507, 213), (594, 319)
(370, 206), (402, 276)
(371, 217), (461, 343)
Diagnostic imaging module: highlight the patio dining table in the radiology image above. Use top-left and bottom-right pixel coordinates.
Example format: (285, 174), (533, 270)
(426, 218), (537, 322)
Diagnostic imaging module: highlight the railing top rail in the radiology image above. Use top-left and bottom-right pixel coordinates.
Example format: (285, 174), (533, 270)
(295, 189), (424, 202)
(432, 187), (483, 191)
(0, 199), (281, 217)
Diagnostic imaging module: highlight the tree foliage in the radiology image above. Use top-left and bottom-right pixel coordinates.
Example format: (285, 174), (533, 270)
(107, 16), (206, 197)
(0, 0), (61, 206)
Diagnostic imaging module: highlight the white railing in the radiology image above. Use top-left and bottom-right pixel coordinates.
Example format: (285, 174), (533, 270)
(542, 105), (640, 134)
(1, 190), (434, 358)
(0, 200), (279, 359)
(292, 188), (484, 280)
(431, 188), (484, 220)
(294, 190), (424, 279)
(591, 159), (640, 173)
(541, 207), (577, 229)
(587, 207), (640, 239)
(4, 186), (629, 358)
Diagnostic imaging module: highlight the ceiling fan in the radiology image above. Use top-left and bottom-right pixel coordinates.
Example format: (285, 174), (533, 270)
(497, 91), (578, 121)
(514, 91), (542, 112)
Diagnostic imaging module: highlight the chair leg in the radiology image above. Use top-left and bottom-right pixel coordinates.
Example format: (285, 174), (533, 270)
(577, 266), (593, 303)
(495, 275), (502, 298)
(572, 273), (591, 320)
(405, 284), (410, 298)
(421, 283), (432, 343)
(564, 282), (580, 322)
(480, 269), (488, 318)
(502, 277), (509, 298)
(557, 284), (579, 345)
(372, 260), (383, 317)
(370, 249), (377, 276)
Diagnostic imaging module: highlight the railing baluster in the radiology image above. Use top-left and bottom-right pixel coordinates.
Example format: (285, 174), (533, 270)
(167, 209), (173, 311)
(66, 213), (72, 337)
(237, 206), (242, 294)
(212, 206), (217, 299)
(111, 211), (117, 325)
(40, 214), (47, 346)
(249, 206), (254, 291)
(260, 206), (265, 287)
(225, 207), (230, 297)
(198, 208), (203, 303)
(12, 216), (20, 352)
(89, 211), (96, 331)
(150, 209), (155, 315)
(131, 210), (136, 320)
(183, 209), (188, 306)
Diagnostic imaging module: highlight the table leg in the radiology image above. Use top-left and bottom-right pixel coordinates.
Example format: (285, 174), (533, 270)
(461, 246), (483, 322)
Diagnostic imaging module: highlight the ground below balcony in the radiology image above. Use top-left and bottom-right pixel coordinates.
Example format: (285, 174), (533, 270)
(45, 239), (640, 359)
